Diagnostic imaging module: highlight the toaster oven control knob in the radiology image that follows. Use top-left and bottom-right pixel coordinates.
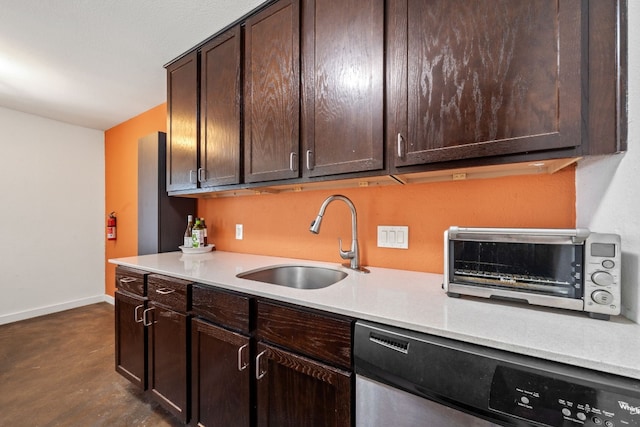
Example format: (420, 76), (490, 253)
(591, 271), (614, 286)
(592, 290), (614, 305)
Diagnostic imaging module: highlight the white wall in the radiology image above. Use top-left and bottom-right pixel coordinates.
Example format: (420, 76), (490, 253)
(0, 107), (105, 324)
(577, 2), (639, 323)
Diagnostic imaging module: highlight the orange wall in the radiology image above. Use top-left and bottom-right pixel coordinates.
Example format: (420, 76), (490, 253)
(104, 103), (576, 294)
(199, 168), (575, 273)
(105, 104), (166, 296)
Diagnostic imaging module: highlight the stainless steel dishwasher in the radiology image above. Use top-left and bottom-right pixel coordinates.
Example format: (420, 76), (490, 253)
(354, 320), (640, 427)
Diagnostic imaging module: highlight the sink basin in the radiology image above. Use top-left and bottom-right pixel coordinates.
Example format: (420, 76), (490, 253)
(236, 265), (347, 289)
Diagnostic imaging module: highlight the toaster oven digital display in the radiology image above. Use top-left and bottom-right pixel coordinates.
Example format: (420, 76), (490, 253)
(591, 242), (616, 257)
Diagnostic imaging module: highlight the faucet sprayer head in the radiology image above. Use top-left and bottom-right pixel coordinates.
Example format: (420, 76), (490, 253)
(309, 215), (323, 234)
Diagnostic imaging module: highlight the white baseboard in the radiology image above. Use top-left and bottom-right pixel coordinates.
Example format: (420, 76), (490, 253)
(0, 295), (114, 325)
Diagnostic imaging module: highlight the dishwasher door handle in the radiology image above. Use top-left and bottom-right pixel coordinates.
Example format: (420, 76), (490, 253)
(369, 332), (409, 354)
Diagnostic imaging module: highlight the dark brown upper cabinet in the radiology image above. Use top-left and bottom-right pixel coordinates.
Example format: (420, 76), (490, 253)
(200, 26), (242, 187)
(386, 0), (625, 172)
(166, 26), (242, 192)
(301, 0), (385, 177)
(166, 52), (198, 192)
(244, 0), (300, 183)
(165, 0), (625, 195)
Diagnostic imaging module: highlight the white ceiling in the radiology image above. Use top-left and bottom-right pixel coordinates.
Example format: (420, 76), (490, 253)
(0, 0), (268, 131)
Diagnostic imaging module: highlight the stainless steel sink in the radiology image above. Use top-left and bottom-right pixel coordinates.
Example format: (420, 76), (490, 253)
(236, 265), (347, 289)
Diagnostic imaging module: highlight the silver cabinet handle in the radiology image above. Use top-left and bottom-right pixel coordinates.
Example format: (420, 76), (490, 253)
(142, 307), (155, 326)
(397, 133), (405, 158)
(155, 288), (176, 295)
(306, 150), (314, 170)
(289, 152), (297, 172)
(198, 167), (206, 183)
(255, 350), (267, 380)
(238, 343), (249, 372)
(134, 304), (145, 323)
(189, 170), (197, 184)
(119, 277), (136, 284)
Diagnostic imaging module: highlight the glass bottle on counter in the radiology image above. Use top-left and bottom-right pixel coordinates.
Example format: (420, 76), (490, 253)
(192, 218), (205, 248)
(183, 215), (194, 248)
(200, 218), (208, 246)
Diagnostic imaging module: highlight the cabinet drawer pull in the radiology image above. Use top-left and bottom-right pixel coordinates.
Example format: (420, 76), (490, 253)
(255, 350), (267, 380)
(134, 304), (145, 323)
(198, 167), (206, 183)
(238, 343), (249, 372)
(155, 287), (176, 295)
(119, 277), (136, 284)
(306, 150), (314, 170)
(397, 133), (405, 158)
(142, 307), (155, 326)
(189, 169), (197, 184)
(289, 152), (297, 172)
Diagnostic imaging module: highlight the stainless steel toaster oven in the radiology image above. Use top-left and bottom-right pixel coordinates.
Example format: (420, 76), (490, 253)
(443, 227), (621, 320)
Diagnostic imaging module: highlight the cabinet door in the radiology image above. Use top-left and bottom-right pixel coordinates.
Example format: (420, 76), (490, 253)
(244, 0), (300, 183)
(114, 291), (147, 390)
(148, 304), (189, 423)
(387, 0), (582, 169)
(301, 0), (384, 177)
(256, 342), (352, 427)
(166, 51), (199, 191)
(200, 27), (242, 187)
(191, 318), (251, 427)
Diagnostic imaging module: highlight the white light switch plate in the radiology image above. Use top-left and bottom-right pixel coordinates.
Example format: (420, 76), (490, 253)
(377, 226), (409, 249)
(235, 224), (243, 240)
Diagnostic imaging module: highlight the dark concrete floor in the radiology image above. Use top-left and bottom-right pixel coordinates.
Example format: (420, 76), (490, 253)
(0, 303), (182, 427)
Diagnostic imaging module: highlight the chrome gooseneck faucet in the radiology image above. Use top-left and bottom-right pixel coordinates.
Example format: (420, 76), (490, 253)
(310, 195), (368, 272)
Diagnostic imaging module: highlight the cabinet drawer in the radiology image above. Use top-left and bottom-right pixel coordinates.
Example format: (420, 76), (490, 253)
(257, 300), (353, 369)
(115, 266), (148, 296)
(148, 274), (192, 313)
(192, 285), (251, 334)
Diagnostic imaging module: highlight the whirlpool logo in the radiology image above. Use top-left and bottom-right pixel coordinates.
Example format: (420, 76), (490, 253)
(618, 401), (640, 415)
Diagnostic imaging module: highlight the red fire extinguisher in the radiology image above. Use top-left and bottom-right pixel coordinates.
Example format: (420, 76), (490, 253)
(107, 212), (117, 240)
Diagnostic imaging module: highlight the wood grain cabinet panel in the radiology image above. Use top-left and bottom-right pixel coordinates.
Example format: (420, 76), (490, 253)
(115, 291), (147, 390)
(166, 52), (198, 191)
(114, 266), (149, 390)
(387, 0), (583, 169)
(244, 0), (300, 183)
(256, 300), (354, 425)
(148, 305), (190, 423)
(147, 274), (192, 313)
(200, 26), (242, 187)
(192, 284), (251, 334)
(115, 266), (147, 297)
(302, 0), (384, 177)
(256, 342), (352, 427)
(146, 274), (193, 423)
(191, 318), (251, 427)
(257, 300), (352, 369)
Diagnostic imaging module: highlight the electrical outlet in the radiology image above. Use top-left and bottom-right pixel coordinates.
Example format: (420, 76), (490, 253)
(235, 224), (243, 240)
(377, 226), (409, 249)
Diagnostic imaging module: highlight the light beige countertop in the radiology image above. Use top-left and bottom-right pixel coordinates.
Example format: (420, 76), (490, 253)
(110, 250), (640, 381)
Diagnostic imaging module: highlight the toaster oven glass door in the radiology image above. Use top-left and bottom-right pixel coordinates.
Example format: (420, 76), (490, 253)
(450, 241), (583, 299)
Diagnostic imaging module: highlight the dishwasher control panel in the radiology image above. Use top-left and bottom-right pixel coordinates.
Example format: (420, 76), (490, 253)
(490, 365), (640, 426)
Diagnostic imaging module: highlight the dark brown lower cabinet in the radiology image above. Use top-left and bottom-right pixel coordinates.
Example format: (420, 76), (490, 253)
(116, 272), (355, 426)
(114, 290), (147, 389)
(191, 318), (251, 427)
(255, 342), (352, 427)
(148, 304), (190, 423)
